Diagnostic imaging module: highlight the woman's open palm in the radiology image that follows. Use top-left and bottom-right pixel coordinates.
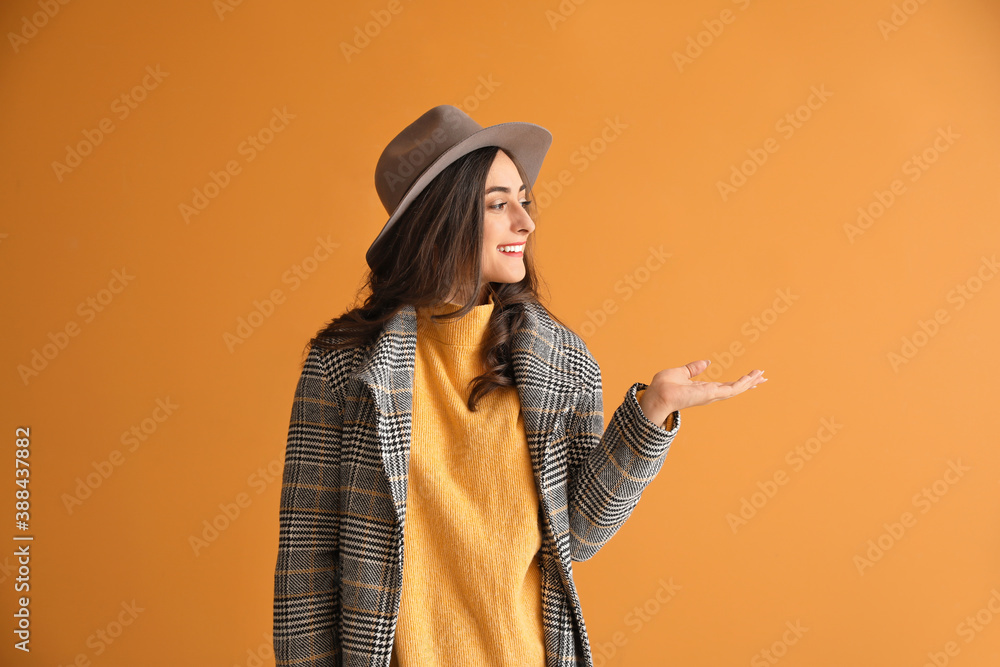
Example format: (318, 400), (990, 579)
(647, 359), (767, 413)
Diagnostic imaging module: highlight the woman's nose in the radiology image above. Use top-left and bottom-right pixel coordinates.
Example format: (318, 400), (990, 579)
(515, 204), (535, 233)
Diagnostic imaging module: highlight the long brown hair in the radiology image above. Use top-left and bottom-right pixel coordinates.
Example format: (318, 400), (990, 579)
(306, 145), (576, 411)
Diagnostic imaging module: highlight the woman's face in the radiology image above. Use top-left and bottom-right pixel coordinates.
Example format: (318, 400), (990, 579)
(480, 150), (535, 291)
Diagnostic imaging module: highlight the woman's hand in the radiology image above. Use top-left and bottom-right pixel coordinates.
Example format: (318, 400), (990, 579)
(638, 360), (767, 427)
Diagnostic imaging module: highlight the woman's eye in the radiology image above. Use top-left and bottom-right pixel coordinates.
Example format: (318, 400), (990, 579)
(488, 200), (532, 211)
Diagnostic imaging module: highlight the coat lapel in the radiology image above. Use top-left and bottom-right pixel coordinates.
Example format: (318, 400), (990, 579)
(350, 304), (419, 531)
(509, 304), (587, 495)
(350, 301), (585, 532)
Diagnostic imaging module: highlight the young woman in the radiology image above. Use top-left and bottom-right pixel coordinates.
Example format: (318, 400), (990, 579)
(273, 105), (767, 667)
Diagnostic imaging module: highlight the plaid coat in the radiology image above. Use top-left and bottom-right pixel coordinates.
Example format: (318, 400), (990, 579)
(273, 300), (681, 666)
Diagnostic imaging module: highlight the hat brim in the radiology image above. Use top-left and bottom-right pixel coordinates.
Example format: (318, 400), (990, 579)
(365, 121), (553, 269)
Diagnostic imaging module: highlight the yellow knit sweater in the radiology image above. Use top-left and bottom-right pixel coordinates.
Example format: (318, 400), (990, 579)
(390, 294), (547, 666)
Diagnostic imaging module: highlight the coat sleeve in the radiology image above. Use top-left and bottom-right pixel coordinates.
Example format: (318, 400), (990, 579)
(274, 345), (344, 666)
(565, 361), (681, 562)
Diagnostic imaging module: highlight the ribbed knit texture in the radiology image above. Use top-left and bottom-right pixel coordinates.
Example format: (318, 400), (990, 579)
(390, 294), (546, 666)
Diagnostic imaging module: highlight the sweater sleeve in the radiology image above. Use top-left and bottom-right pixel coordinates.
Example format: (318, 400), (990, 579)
(565, 366), (681, 562)
(274, 345), (343, 666)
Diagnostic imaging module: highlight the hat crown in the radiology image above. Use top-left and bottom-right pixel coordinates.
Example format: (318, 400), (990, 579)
(374, 105), (482, 216)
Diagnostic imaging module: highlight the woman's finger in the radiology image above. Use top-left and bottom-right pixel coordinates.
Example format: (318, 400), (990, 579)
(682, 359), (711, 379)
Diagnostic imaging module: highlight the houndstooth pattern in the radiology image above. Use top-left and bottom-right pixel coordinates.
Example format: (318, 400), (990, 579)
(273, 301), (681, 666)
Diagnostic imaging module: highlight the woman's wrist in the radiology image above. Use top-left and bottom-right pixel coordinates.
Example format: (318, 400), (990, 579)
(637, 387), (676, 430)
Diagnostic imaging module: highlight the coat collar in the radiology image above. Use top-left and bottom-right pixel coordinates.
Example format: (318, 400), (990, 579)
(350, 300), (586, 528)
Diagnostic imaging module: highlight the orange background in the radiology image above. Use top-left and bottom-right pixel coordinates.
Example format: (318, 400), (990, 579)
(3, 0), (999, 665)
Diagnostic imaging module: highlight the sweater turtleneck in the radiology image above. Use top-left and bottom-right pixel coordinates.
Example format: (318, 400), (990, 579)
(415, 293), (496, 348)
